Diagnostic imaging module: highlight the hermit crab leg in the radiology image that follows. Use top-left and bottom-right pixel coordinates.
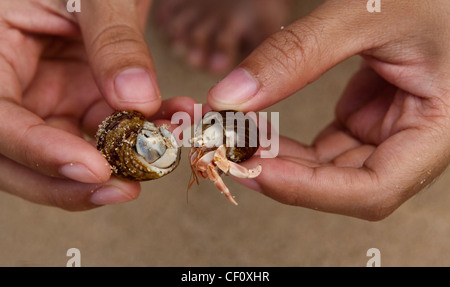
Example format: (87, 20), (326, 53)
(213, 145), (230, 173)
(214, 145), (262, 178)
(195, 150), (215, 179)
(188, 149), (200, 188)
(228, 162), (262, 178)
(206, 163), (238, 206)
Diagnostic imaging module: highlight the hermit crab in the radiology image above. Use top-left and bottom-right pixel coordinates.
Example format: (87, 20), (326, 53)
(189, 110), (262, 205)
(95, 111), (181, 181)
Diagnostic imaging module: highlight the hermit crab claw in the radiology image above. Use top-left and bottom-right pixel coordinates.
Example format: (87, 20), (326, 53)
(189, 110), (261, 205)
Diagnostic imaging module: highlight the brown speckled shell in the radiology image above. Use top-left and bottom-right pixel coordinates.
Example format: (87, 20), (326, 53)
(95, 111), (180, 181)
(200, 110), (259, 163)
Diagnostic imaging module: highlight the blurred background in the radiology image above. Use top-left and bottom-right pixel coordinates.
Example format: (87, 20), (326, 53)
(1, 0), (449, 267)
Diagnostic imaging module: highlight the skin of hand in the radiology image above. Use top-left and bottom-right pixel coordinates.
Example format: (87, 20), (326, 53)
(0, 0), (196, 210)
(207, 0), (450, 220)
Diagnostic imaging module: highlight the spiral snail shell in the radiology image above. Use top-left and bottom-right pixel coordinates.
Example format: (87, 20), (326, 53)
(95, 111), (181, 181)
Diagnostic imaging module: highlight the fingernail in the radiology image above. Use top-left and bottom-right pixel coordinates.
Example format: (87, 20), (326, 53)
(114, 68), (159, 103)
(210, 68), (259, 105)
(90, 186), (135, 205)
(60, 163), (101, 183)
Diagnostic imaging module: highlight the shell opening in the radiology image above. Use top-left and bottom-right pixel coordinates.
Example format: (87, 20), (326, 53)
(135, 123), (180, 170)
(136, 129), (166, 164)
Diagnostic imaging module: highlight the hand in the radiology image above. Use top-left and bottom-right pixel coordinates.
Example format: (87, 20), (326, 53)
(0, 0), (195, 210)
(207, 0), (450, 220)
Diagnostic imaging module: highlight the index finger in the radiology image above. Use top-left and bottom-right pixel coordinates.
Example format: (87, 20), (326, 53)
(0, 98), (111, 183)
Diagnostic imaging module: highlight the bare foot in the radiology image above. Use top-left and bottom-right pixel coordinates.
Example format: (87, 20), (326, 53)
(154, 0), (292, 74)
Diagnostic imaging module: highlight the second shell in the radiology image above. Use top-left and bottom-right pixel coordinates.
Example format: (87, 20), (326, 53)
(95, 111), (181, 181)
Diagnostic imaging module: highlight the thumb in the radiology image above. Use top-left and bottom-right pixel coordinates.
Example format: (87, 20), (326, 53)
(76, 0), (160, 117)
(207, 0), (388, 112)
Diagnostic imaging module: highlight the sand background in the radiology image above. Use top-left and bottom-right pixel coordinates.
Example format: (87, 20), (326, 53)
(1, 0), (449, 267)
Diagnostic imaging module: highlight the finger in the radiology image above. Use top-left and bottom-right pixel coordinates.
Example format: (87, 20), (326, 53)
(75, 0), (161, 116)
(272, 135), (316, 160)
(45, 115), (83, 137)
(207, 0), (401, 111)
(81, 99), (115, 137)
(332, 145), (375, 168)
(146, 96), (197, 142)
(82, 96), (197, 135)
(240, 124), (450, 221)
(147, 96), (197, 121)
(259, 124), (369, 165)
(22, 60), (104, 121)
(0, 154), (140, 211)
(0, 52), (110, 183)
(0, 99), (111, 183)
(82, 97), (197, 144)
(311, 122), (364, 163)
(238, 156), (379, 219)
(256, 123), (367, 165)
(335, 61), (392, 124)
(23, 61), (114, 138)
(335, 63), (398, 144)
